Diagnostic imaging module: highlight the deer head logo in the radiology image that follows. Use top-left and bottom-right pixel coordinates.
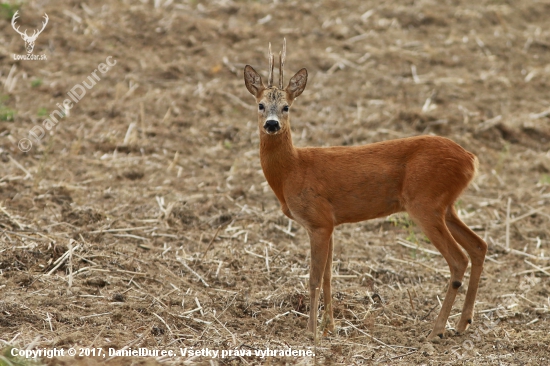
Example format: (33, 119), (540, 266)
(11, 11), (49, 54)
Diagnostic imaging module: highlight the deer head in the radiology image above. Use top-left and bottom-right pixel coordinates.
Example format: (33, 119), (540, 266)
(244, 39), (308, 135)
(12, 11), (49, 54)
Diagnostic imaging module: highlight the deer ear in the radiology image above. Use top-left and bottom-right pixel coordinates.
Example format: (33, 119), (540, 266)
(244, 65), (265, 98)
(285, 68), (307, 101)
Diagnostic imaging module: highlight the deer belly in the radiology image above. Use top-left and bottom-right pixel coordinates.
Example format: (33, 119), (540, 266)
(333, 197), (403, 224)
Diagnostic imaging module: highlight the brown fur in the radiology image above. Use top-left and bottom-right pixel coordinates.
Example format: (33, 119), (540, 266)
(244, 62), (487, 341)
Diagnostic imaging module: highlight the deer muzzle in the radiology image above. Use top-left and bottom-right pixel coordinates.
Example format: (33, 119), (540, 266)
(263, 119), (281, 134)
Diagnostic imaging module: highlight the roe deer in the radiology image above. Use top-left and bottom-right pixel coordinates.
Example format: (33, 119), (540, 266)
(243, 40), (487, 340)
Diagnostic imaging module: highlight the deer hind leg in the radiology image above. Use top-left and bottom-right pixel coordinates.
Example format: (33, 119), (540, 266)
(445, 206), (487, 333)
(320, 234), (335, 334)
(306, 227), (332, 334)
(408, 207), (469, 340)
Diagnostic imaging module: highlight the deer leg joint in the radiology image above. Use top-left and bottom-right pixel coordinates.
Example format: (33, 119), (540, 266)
(452, 281), (462, 289)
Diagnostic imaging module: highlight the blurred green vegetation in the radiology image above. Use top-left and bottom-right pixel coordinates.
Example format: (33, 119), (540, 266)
(0, 346), (43, 366)
(0, 95), (15, 121)
(0, 3), (20, 20)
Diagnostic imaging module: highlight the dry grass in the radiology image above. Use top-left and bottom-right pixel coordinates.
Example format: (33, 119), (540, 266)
(1, 0), (550, 365)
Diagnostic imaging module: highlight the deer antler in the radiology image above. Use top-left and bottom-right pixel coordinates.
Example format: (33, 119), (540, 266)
(279, 38), (286, 89)
(30, 13), (49, 39)
(267, 43), (274, 87)
(11, 11), (48, 40)
(11, 11), (28, 37)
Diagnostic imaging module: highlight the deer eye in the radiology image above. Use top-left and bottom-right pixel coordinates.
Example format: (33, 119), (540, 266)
(282, 105), (289, 112)
(258, 103), (265, 111)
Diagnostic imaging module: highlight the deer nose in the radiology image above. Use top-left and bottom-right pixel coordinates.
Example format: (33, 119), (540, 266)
(264, 120), (280, 133)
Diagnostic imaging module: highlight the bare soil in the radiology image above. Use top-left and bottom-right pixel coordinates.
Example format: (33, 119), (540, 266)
(1, 0), (550, 365)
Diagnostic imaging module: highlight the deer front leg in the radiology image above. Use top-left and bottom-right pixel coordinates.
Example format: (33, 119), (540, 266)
(307, 228), (333, 334)
(320, 234), (335, 334)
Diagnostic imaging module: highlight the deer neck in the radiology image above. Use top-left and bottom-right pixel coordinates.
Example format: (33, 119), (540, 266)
(259, 127), (297, 196)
